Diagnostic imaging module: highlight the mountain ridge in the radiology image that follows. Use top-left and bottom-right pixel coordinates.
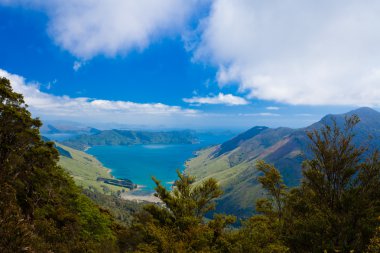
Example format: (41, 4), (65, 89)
(186, 107), (380, 217)
(62, 129), (199, 150)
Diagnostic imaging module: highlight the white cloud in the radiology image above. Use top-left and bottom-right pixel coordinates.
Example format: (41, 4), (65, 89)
(238, 112), (280, 117)
(0, 69), (198, 125)
(1, 0), (199, 59)
(195, 0), (380, 106)
(266, 106), (279, 111)
(73, 61), (85, 71)
(296, 113), (313, 117)
(183, 93), (249, 106)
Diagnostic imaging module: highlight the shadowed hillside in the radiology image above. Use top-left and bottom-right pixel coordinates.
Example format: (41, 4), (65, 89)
(186, 107), (380, 217)
(62, 129), (198, 150)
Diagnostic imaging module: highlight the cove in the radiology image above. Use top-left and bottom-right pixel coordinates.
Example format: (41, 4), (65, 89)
(86, 133), (234, 193)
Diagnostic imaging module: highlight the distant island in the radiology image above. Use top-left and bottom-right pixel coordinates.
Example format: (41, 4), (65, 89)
(62, 129), (198, 150)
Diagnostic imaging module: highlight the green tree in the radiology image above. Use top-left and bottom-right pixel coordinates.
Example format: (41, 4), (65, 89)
(0, 77), (122, 252)
(127, 171), (236, 252)
(366, 218), (380, 253)
(256, 160), (287, 222)
(227, 160), (289, 253)
(283, 116), (380, 252)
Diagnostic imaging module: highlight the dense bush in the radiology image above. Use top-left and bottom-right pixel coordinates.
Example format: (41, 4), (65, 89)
(0, 77), (123, 252)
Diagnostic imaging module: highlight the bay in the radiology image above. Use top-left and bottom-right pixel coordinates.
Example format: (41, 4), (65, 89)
(86, 132), (235, 193)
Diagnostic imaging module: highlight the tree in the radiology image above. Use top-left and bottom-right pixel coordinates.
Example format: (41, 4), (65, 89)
(256, 160), (287, 221)
(0, 77), (121, 252)
(366, 218), (380, 253)
(283, 116), (380, 252)
(127, 171), (236, 252)
(228, 160), (289, 253)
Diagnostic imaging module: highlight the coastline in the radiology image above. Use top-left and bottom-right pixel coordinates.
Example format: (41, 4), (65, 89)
(120, 191), (162, 203)
(83, 143), (208, 202)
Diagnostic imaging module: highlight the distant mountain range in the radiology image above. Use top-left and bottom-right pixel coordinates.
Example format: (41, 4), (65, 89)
(62, 129), (199, 150)
(40, 123), (101, 135)
(186, 107), (380, 217)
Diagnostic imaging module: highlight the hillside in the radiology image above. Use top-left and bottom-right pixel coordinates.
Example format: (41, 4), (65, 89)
(62, 129), (198, 150)
(186, 107), (380, 217)
(40, 123), (101, 135)
(56, 143), (128, 194)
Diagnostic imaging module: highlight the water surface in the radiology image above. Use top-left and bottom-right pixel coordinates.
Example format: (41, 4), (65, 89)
(87, 133), (235, 193)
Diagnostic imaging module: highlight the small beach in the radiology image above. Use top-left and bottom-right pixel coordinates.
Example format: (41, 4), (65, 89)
(120, 191), (162, 203)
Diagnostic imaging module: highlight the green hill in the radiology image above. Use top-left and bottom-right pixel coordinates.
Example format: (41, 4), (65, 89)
(56, 143), (127, 194)
(62, 129), (198, 150)
(186, 107), (380, 217)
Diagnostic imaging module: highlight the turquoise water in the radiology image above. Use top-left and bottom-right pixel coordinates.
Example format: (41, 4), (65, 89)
(86, 133), (235, 193)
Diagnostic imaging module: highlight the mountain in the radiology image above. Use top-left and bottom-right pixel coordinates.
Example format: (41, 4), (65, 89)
(62, 129), (198, 150)
(186, 107), (380, 217)
(40, 123), (101, 135)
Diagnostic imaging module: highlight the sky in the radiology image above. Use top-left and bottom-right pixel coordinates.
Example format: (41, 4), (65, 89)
(1, 0), (380, 130)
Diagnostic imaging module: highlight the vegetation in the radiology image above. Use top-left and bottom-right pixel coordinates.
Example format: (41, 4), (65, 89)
(282, 115), (380, 252)
(1, 76), (379, 252)
(0, 77), (125, 252)
(123, 171), (237, 252)
(82, 188), (143, 226)
(57, 143), (128, 194)
(124, 114), (380, 252)
(62, 129), (198, 151)
(186, 107), (380, 217)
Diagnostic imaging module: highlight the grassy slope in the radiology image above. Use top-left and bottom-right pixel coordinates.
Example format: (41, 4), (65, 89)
(56, 143), (126, 194)
(186, 146), (264, 217)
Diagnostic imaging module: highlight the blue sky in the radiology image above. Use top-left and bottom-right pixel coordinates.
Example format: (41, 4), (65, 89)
(1, 1), (379, 130)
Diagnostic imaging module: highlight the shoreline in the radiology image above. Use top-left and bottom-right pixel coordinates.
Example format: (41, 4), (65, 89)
(84, 147), (114, 178)
(120, 191), (162, 203)
(83, 143), (206, 203)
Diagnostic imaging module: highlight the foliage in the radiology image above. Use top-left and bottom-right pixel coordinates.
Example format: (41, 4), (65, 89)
(186, 108), (380, 217)
(83, 188), (143, 225)
(2, 75), (380, 252)
(230, 215), (289, 252)
(282, 116), (380, 252)
(367, 219), (380, 253)
(0, 77), (123, 252)
(221, 115), (380, 253)
(125, 171), (236, 252)
(256, 160), (287, 221)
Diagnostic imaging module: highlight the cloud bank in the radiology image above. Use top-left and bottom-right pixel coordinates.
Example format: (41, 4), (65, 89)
(0, 0), (199, 59)
(0, 69), (198, 125)
(183, 93), (249, 106)
(3, 0), (380, 107)
(196, 0), (380, 106)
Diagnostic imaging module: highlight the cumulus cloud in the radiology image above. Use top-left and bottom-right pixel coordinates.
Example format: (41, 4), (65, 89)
(0, 69), (198, 125)
(266, 106), (279, 111)
(183, 93), (249, 106)
(195, 0), (380, 106)
(1, 0), (199, 59)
